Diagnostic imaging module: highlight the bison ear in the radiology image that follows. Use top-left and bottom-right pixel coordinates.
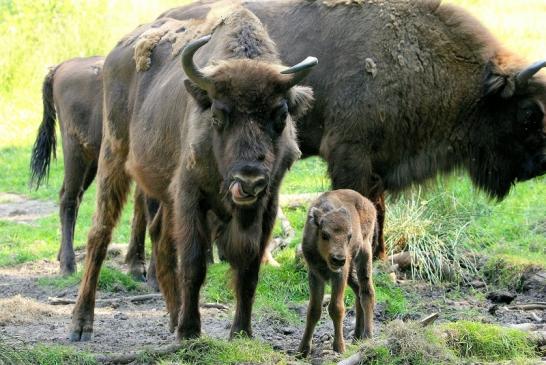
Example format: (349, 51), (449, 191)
(287, 85), (314, 121)
(184, 79), (211, 109)
(309, 207), (323, 226)
(484, 63), (517, 99)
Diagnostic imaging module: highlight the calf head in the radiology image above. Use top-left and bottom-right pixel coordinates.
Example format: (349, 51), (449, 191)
(309, 205), (352, 272)
(183, 36), (316, 208)
(471, 60), (546, 198)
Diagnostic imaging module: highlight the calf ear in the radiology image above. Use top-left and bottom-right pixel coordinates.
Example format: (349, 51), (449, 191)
(309, 207), (323, 226)
(184, 79), (211, 109)
(287, 85), (314, 121)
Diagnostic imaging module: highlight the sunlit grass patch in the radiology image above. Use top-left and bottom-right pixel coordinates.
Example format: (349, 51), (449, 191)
(37, 266), (142, 292)
(0, 342), (96, 365)
(442, 321), (536, 362)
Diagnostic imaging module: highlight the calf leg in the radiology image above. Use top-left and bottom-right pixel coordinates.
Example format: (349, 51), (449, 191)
(370, 193), (386, 260)
(125, 187), (147, 282)
(58, 141), (93, 276)
(329, 271), (348, 353)
(69, 143), (130, 341)
(297, 271), (325, 358)
(348, 271), (365, 341)
(355, 249), (375, 338)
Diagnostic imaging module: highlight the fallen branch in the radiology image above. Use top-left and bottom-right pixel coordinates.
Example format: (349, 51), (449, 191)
(48, 293), (162, 306)
(47, 295), (228, 310)
(95, 343), (182, 364)
(419, 313), (439, 327)
(387, 252), (413, 271)
(263, 206), (296, 267)
(507, 303), (546, 311)
(337, 351), (362, 365)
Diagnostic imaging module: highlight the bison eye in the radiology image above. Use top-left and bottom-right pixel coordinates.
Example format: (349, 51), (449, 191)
(211, 101), (230, 129)
(517, 101), (543, 128)
(272, 100), (288, 134)
(321, 232), (330, 241)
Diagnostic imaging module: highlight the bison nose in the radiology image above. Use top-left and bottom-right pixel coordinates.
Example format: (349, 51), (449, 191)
(330, 254), (346, 268)
(238, 175), (268, 196)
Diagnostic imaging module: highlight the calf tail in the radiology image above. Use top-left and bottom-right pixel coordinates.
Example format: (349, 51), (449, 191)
(30, 66), (58, 189)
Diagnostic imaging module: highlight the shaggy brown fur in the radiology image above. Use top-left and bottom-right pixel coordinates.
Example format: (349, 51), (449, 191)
(299, 189), (376, 356)
(68, 8), (315, 342)
(29, 57), (155, 280)
(163, 0), (546, 261)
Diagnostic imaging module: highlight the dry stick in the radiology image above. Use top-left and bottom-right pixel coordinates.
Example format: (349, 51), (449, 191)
(419, 313), (439, 327)
(270, 206), (296, 253)
(279, 192), (319, 209)
(507, 303), (546, 311)
(47, 295), (228, 310)
(337, 351), (363, 365)
(94, 343), (182, 364)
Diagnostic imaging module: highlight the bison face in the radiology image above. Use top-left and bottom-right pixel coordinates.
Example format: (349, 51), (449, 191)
(471, 61), (546, 198)
(182, 36), (316, 208)
(309, 206), (352, 273)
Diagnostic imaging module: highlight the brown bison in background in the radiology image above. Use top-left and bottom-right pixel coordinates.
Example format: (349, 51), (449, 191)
(69, 8), (317, 341)
(163, 0), (546, 259)
(29, 57), (158, 282)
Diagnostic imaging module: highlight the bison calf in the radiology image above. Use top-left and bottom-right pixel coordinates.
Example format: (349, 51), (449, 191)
(298, 189), (376, 356)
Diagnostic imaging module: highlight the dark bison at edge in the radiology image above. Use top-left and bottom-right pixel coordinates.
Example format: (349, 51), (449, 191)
(163, 0), (546, 259)
(69, 8), (317, 341)
(29, 57), (157, 282)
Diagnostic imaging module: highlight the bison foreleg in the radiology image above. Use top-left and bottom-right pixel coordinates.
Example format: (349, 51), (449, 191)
(230, 257), (261, 338)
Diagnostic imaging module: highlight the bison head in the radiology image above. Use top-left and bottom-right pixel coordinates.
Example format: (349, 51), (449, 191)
(309, 205), (353, 273)
(470, 60), (546, 198)
(182, 35), (316, 208)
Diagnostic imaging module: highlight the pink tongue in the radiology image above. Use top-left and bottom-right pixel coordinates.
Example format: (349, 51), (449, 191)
(230, 182), (247, 199)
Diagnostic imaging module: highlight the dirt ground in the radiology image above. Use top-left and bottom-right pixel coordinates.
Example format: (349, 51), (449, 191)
(0, 254), (544, 364)
(0, 195), (544, 364)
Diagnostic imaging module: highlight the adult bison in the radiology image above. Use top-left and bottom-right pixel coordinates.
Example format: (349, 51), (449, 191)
(163, 0), (546, 259)
(69, 8), (316, 341)
(29, 57), (157, 281)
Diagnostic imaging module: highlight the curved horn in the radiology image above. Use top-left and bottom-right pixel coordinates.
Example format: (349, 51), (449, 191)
(181, 35), (214, 91)
(516, 60), (546, 86)
(281, 56), (318, 88)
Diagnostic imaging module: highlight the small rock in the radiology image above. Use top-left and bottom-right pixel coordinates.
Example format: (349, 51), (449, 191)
(486, 291), (516, 304)
(320, 333), (332, 342)
(488, 304), (499, 315)
(114, 312), (129, 320)
(280, 326), (296, 335)
(57, 290), (67, 298)
(110, 302), (120, 309)
(469, 280), (486, 289)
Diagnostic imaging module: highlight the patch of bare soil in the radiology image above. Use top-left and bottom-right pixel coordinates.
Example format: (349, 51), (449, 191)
(0, 193), (56, 224)
(0, 256), (544, 364)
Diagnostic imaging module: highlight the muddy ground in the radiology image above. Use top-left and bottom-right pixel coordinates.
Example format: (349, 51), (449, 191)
(0, 253), (544, 364)
(0, 195), (544, 364)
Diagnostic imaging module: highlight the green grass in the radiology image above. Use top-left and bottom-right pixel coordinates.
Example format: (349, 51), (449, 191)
(0, 343), (96, 365)
(443, 321), (536, 362)
(158, 337), (289, 365)
(37, 266), (142, 292)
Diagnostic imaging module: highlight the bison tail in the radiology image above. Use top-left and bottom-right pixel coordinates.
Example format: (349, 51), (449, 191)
(30, 66), (58, 189)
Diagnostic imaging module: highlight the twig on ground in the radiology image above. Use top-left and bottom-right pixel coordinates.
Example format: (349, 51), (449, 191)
(337, 351), (362, 365)
(94, 343), (182, 364)
(47, 295), (228, 310)
(419, 313), (439, 327)
(263, 206), (296, 266)
(279, 192), (319, 209)
(507, 303), (546, 311)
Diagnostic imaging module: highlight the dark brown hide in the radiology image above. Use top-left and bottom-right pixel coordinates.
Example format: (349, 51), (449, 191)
(299, 189), (376, 356)
(69, 8), (315, 342)
(29, 57), (156, 279)
(162, 0), (546, 260)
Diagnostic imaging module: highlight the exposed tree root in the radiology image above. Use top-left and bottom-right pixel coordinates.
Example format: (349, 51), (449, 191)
(94, 343), (182, 364)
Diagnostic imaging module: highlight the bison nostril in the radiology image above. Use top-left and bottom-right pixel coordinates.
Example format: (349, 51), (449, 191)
(330, 255), (346, 267)
(252, 177), (267, 195)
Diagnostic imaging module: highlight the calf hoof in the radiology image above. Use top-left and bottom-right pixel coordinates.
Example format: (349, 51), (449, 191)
(296, 343), (311, 358)
(333, 340), (346, 354)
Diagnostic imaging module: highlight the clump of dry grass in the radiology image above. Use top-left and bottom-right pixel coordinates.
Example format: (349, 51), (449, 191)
(0, 295), (61, 325)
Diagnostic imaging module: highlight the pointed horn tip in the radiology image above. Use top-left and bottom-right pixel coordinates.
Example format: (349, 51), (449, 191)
(280, 57), (318, 74)
(182, 34), (212, 55)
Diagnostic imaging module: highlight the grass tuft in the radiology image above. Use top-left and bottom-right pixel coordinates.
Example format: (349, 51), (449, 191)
(37, 266), (141, 292)
(0, 342), (96, 365)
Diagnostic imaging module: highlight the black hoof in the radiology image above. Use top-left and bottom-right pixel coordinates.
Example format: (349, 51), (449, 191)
(69, 329), (93, 342)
